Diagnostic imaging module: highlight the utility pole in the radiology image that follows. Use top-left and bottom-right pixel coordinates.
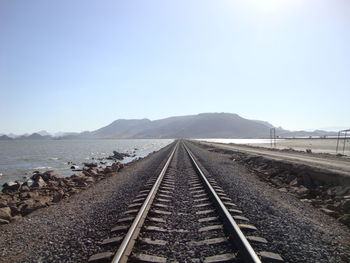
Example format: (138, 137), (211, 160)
(270, 128), (276, 148)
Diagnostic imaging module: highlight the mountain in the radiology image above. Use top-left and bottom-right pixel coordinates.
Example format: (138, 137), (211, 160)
(89, 119), (152, 139)
(131, 113), (273, 138)
(0, 135), (13, 140)
(17, 133), (52, 140)
(7, 133), (20, 138)
(3, 113), (338, 140)
(36, 130), (51, 136)
(276, 129), (337, 138)
(53, 131), (79, 137)
(61, 112), (334, 139)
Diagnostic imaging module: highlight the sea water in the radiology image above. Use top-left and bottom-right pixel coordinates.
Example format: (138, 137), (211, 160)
(0, 139), (173, 186)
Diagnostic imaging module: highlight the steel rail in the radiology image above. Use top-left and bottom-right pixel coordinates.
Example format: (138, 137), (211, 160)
(111, 142), (178, 263)
(183, 142), (262, 263)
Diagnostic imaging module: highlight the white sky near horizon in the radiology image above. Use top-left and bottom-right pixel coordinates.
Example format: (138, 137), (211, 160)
(1, 0), (349, 134)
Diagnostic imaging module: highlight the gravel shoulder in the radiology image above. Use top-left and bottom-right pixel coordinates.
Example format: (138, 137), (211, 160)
(0, 143), (174, 263)
(199, 141), (350, 177)
(187, 140), (350, 263)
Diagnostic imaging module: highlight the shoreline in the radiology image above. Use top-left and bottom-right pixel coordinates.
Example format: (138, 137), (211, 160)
(0, 150), (144, 224)
(0, 142), (175, 262)
(0, 139), (174, 187)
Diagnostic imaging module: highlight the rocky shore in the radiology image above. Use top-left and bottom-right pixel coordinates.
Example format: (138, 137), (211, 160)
(0, 151), (129, 224)
(0, 143), (174, 263)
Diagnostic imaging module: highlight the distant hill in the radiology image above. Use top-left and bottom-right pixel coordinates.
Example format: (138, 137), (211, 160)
(1, 113), (339, 140)
(60, 113), (337, 139)
(89, 119), (152, 139)
(36, 130), (51, 136)
(17, 133), (52, 140)
(0, 135), (13, 140)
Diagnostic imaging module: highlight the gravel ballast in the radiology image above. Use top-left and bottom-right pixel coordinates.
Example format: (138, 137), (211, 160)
(0, 143), (174, 263)
(187, 141), (350, 262)
(1, 139), (350, 263)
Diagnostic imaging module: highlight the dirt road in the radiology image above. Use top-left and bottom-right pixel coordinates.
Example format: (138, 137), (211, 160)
(198, 141), (350, 177)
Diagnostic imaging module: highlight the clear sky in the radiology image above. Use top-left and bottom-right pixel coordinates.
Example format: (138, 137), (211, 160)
(1, 0), (349, 134)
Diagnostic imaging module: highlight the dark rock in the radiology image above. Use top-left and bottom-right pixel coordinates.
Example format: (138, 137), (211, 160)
(311, 199), (324, 206)
(289, 178), (299, 187)
(20, 204), (44, 216)
(327, 186), (350, 197)
(0, 207), (12, 221)
(42, 171), (65, 181)
(31, 177), (47, 188)
(84, 162), (98, 168)
(271, 177), (284, 187)
(319, 208), (339, 217)
(295, 186), (310, 197)
(19, 185), (30, 192)
(10, 215), (22, 222)
(26, 192), (39, 199)
(20, 197), (51, 216)
(341, 200), (350, 213)
(30, 173), (41, 181)
(58, 180), (67, 188)
(52, 191), (64, 203)
(84, 167), (103, 177)
(2, 181), (21, 192)
(107, 151), (130, 160)
(76, 181), (88, 187)
(278, 187), (288, 193)
(301, 173), (314, 188)
(0, 199), (8, 208)
(103, 167), (113, 174)
(68, 188), (79, 194)
(9, 205), (21, 216)
(326, 204), (341, 212)
(0, 218), (9, 224)
(71, 173), (86, 179)
(85, 177), (95, 183)
(338, 214), (350, 227)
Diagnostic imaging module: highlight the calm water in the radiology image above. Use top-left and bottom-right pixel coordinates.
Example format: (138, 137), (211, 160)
(0, 139), (173, 186)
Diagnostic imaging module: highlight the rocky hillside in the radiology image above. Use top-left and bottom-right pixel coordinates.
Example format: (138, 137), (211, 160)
(68, 113), (275, 139)
(1, 113), (338, 140)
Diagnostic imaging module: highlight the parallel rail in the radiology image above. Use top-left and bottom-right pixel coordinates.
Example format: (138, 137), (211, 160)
(111, 142), (178, 263)
(89, 140), (281, 262)
(183, 143), (261, 263)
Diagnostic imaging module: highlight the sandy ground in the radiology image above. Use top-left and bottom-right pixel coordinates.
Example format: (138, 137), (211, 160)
(249, 138), (350, 155)
(198, 141), (350, 177)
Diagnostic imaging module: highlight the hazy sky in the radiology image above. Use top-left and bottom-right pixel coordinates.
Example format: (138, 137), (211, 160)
(1, 0), (349, 134)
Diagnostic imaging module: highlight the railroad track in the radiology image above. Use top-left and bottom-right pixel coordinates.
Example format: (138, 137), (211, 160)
(88, 140), (283, 263)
